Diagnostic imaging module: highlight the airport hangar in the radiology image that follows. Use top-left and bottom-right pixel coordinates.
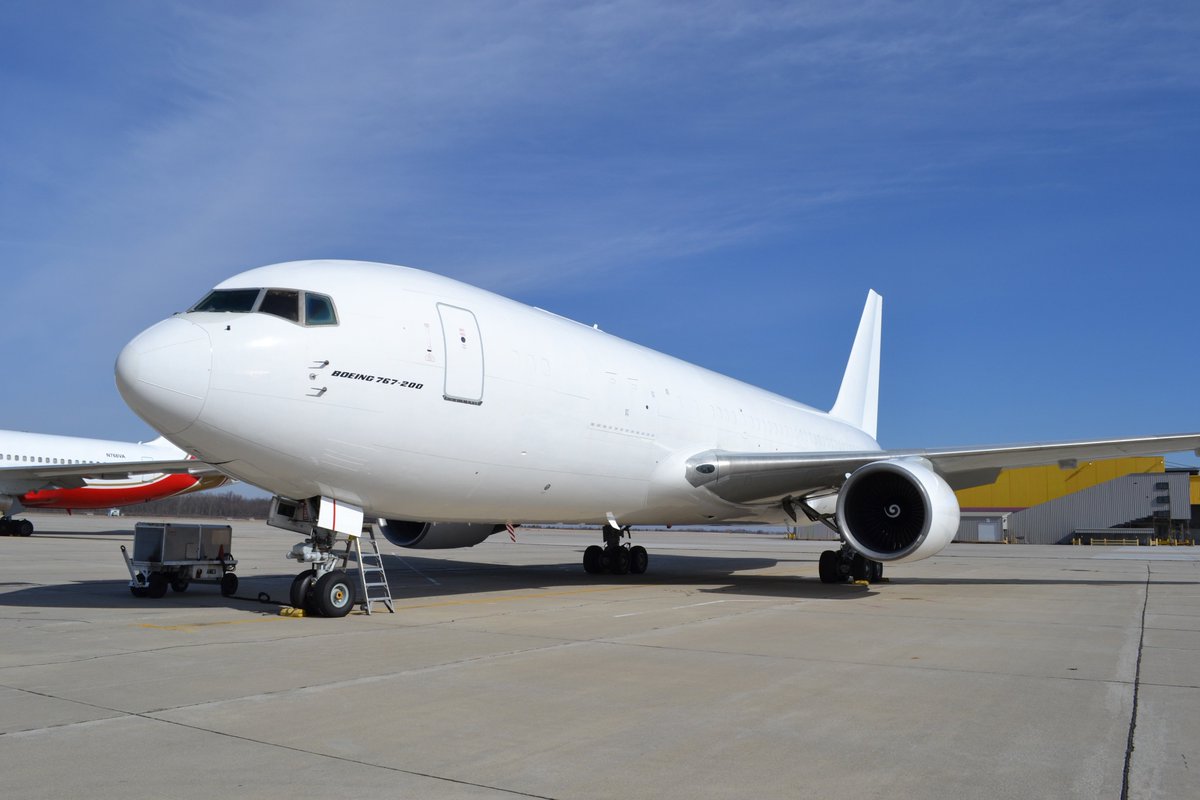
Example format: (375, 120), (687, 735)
(791, 457), (1200, 545)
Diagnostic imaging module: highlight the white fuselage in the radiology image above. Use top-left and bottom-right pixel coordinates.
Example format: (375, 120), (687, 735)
(0, 429), (170, 469)
(116, 261), (880, 525)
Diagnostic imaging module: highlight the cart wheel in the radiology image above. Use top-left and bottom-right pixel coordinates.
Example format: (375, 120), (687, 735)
(313, 570), (355, 618)
(147, 572), (169, 599)
(290, 569), (316, 609)
(220, 573), (239, 597)
(129, 586), (150, 598)
(170, 577), (190, 593)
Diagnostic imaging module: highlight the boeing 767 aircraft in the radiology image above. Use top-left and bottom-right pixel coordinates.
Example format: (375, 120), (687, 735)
(0, 429), (229, 535)
(113, 260), (1200, 616)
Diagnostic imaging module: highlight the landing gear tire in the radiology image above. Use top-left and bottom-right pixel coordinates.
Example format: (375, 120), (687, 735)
(818, 550), (841, 584)
(129, 585), (150, 598)
(609, 546), (631, 576)
(147, 572), (169, 599)
(849, 554), (884, 583)
(629, 545), (649, 575)
(313, 570), (355, 618)
(220, 573), (239, 597)
(1, 518), (33, 536)
(851, 554), (872, 582)
(583, 545), (604, 575)
(290, 569), (317, 609)
(170, 577), (190, 593)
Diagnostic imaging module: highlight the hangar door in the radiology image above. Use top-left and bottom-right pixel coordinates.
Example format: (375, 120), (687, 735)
(437, 303), (484, 404)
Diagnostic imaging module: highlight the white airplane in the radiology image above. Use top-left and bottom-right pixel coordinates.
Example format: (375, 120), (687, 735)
(114, 260), (1200, 616)
(0, 430), (229, 535)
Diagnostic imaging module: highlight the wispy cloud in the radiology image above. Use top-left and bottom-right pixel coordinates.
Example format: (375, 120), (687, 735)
(7, 1), (1197, 306)
(1, 1), (1197, 437)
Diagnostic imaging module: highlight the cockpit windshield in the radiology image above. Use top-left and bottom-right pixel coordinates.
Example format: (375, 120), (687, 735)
(191, 288), (261, 313)
(188, 287), (338, 327)
(259, 289), (300, 322)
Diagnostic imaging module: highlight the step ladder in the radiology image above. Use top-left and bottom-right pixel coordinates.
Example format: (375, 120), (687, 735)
(351, 523), (394, 614)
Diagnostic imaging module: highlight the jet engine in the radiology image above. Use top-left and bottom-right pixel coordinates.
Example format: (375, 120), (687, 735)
(377, 519), (505, 549)
(835, 459), (959, 563)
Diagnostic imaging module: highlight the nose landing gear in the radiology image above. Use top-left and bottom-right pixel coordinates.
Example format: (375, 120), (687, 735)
(288, 528), (356, 618)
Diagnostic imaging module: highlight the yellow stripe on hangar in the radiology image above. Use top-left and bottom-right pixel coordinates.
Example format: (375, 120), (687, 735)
(956, 457), (1165, 509)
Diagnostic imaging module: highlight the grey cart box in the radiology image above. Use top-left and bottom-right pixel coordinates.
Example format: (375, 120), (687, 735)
(121, 522), (238, 599)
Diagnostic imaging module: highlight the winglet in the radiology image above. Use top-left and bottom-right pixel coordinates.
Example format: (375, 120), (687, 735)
(829, 290), (882, 440)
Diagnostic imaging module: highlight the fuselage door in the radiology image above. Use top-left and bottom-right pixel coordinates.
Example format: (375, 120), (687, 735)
(437, 303), (484, 404)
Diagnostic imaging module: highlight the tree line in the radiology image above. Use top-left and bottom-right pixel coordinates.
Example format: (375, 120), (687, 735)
(117, 490), (271, 519)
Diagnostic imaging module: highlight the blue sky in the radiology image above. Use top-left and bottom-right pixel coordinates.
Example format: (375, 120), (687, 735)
(2, 1), (1198, 466)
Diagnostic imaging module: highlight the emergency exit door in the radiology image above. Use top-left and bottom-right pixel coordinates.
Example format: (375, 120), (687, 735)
(437, 303), (484, 404)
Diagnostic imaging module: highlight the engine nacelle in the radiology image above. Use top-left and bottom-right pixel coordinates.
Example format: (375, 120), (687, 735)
(377, 519), (505, 549)
(835, 459), (959, 563)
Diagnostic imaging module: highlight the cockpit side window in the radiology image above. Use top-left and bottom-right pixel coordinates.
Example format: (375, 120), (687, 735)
(190, 288), (262, 313)
(304, 293), (338, 326)
(259, 289), (301, 322)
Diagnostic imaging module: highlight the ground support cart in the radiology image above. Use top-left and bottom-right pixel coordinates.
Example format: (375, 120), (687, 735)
(121, 522), (238, 599)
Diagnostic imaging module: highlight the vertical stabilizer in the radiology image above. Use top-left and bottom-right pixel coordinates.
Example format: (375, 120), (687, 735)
(829, 290), (882, 440)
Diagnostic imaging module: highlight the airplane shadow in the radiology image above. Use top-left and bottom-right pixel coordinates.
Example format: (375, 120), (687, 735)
(378, 551), (878, 602)
(17, 531), (135, 541)
(0, 549), (880, 611)
(3, 543), (1189, 613)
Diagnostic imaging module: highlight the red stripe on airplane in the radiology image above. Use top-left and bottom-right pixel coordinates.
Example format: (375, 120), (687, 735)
(20, 473), (203, 510)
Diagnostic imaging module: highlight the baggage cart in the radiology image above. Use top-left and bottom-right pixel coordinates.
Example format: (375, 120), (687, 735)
(120, 522), (238, 599)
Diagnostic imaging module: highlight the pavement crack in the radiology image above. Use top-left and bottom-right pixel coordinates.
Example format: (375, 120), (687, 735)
(1120, 564), (1150, 800)
(147, 715), (562, 799)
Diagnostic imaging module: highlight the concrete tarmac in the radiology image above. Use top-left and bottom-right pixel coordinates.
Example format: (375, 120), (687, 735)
(2, 513), (1198, 799)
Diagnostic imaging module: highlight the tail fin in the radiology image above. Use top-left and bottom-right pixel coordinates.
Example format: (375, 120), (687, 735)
(829, 290), (882, 440)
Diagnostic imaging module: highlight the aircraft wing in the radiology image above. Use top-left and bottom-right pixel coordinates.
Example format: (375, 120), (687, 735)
(0, 459), (229, 490)
(685, 433), (1200, 505)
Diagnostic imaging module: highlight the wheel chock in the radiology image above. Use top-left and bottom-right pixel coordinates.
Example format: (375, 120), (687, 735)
(279, 606), (306, 617)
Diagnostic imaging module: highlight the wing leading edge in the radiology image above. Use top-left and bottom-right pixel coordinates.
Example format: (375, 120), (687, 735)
(685, 433), (1200, 506)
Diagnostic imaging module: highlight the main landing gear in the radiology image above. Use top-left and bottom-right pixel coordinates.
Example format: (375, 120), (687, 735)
(583, 524), (649, 576)
(818, 545), (883, 584)
(0, 517), (34, 536)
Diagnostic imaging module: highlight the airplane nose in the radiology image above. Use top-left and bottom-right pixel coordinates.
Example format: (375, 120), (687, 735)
(115, 317), (212, 435)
